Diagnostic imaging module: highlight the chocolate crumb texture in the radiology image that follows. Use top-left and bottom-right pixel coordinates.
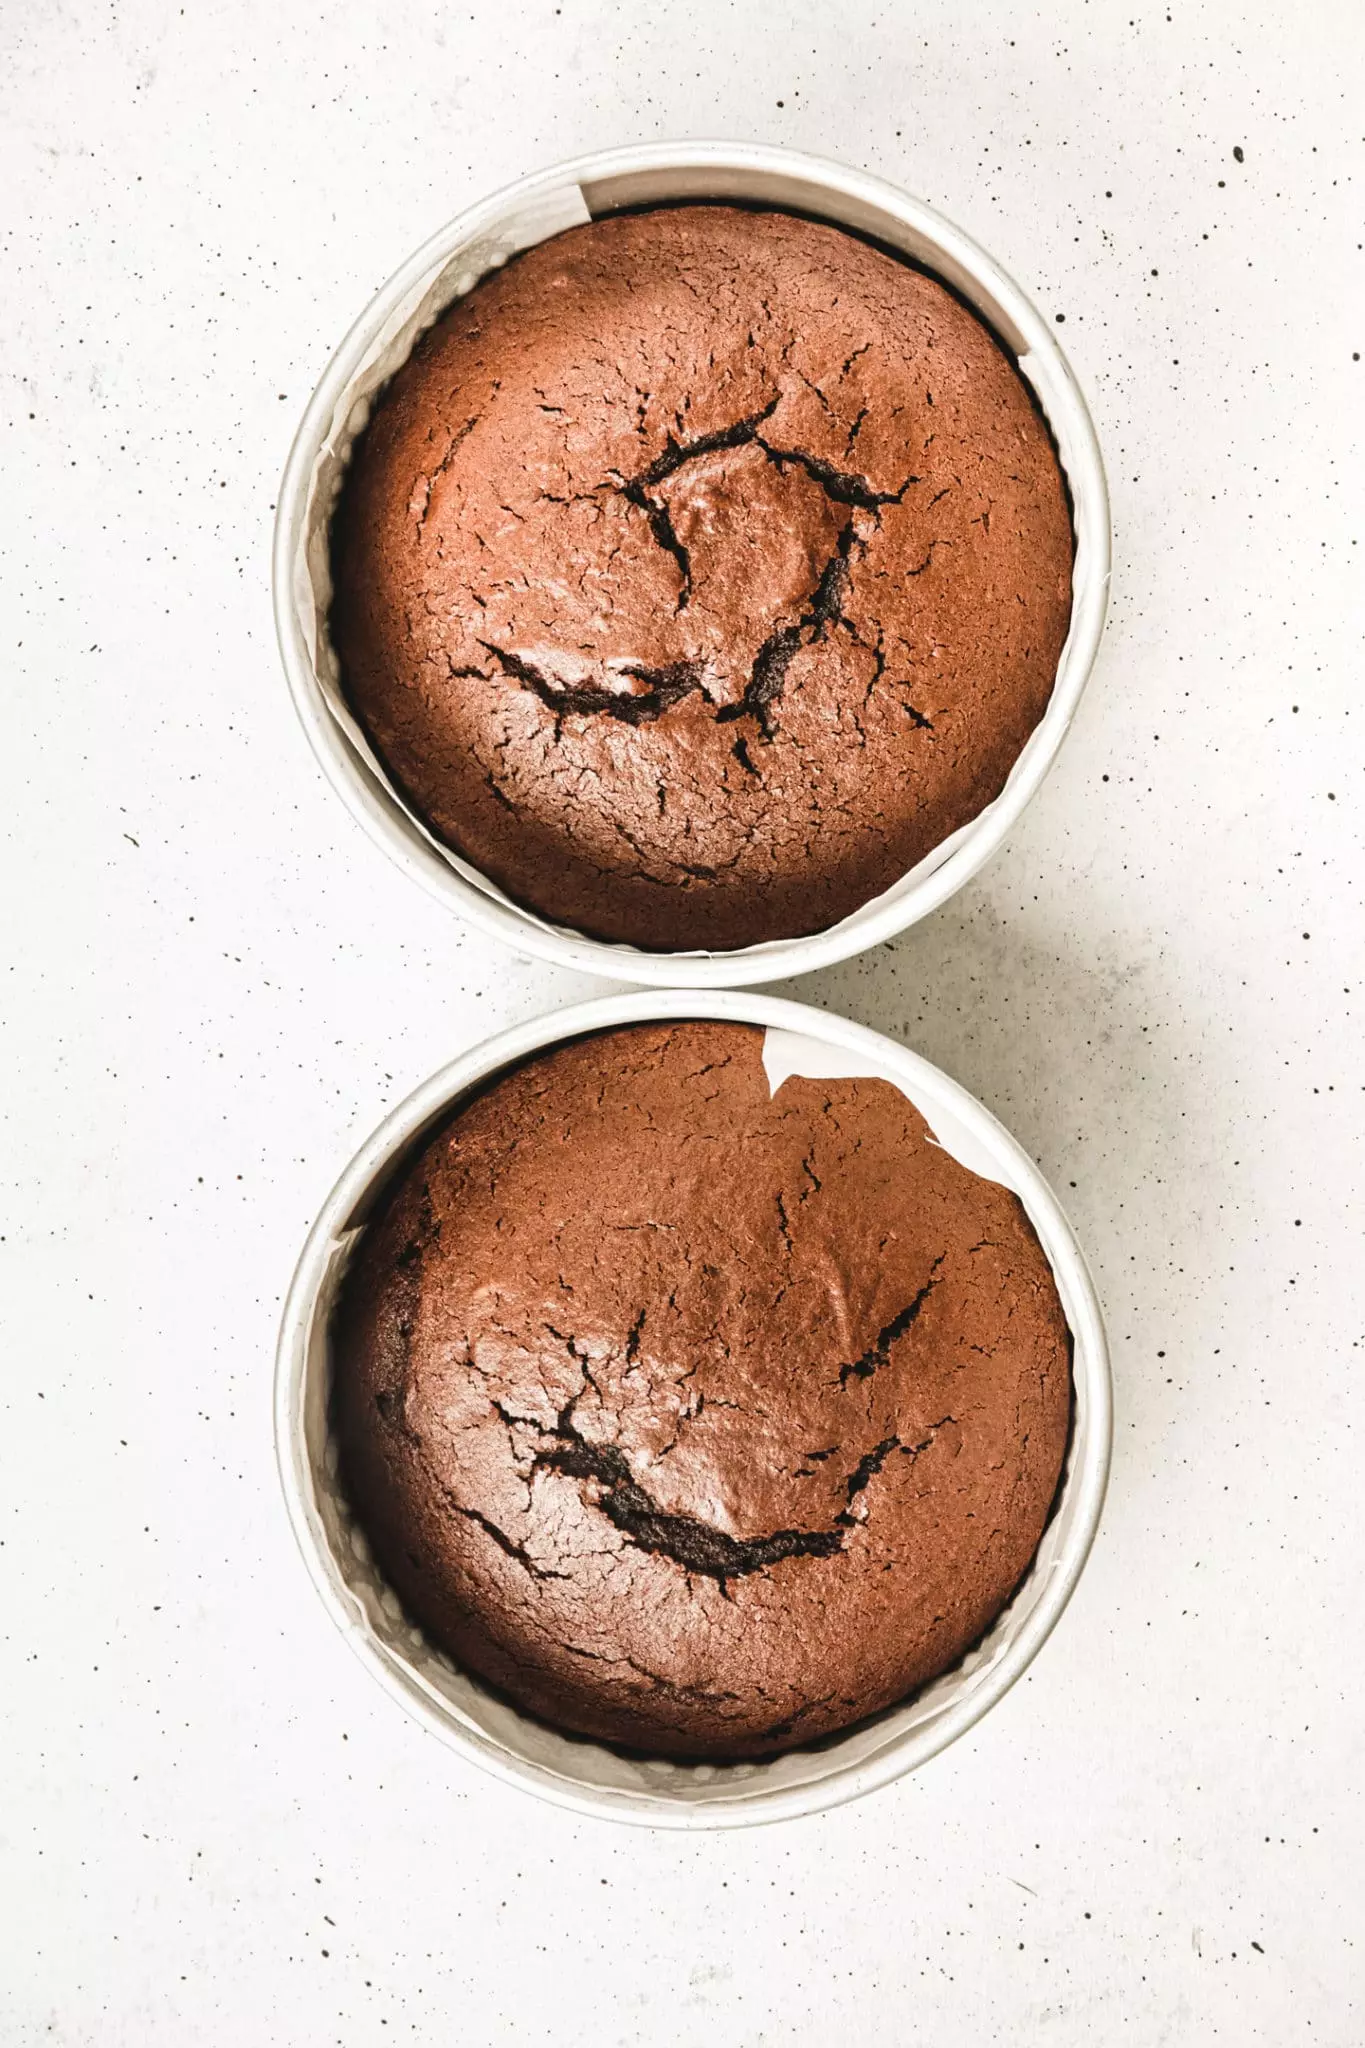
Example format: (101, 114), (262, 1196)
(334, 1022), (1073, 1758)
(330, 206), (1074, 950)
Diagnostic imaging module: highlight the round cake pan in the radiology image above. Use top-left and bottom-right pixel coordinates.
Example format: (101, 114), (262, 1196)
(273, 142), (1111, 988)
(276, 991), (1111, 1829)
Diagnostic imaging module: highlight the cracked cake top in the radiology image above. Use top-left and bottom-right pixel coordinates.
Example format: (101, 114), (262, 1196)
(334, 1022), (1072, 1759)
(330, 205), (1074, 951)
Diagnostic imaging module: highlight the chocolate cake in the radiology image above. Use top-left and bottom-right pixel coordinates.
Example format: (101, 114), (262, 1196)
(334, 1022), (1072, 1758)
(330, 205), (1073, 950)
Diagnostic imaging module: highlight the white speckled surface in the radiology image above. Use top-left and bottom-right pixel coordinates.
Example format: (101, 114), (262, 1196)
(2, 1), (1362, 2040)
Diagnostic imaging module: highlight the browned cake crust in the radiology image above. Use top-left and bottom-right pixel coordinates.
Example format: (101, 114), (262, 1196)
(330, 206), (1073, 950)
(334, 1023), (1072, 1758)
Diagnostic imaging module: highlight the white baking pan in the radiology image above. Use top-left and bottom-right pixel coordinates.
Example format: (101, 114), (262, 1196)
(273, 144), (1111, 985)
(275, 991), (1111, 1827)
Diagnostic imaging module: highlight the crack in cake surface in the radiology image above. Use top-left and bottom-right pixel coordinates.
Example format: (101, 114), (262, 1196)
(838, 1259), (946, 1383)
(480, 643), (713, 729)
(537, 1436), (843, 1584)
(482, 501), (870, 746)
